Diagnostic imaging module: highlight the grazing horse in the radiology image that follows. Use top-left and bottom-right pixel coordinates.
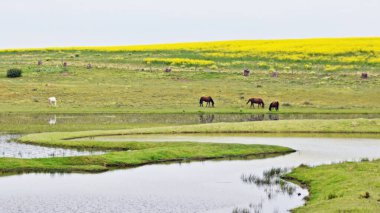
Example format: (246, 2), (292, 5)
(269, 101), (279, 111)
(247, 98), (264, 108)
(199, 96), (214, 107)
(48, 97), (57, 107)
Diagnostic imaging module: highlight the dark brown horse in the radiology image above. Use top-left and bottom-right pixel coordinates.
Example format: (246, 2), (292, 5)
(269, 101), (279, 111)
(200, 96), (214, 107)
(247, 98), (264, 108)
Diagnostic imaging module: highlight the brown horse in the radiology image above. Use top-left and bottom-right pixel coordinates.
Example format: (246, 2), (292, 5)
(269, 101), (279, 111)
(247, 98), (264, 108)
(200, 96), (215, 107)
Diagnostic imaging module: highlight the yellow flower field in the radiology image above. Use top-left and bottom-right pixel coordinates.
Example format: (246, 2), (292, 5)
(1, 37), (379, 71)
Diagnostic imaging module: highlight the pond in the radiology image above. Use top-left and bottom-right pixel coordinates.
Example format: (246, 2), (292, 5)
(0, 135), (104, 158)
(1, 135), (380, 212)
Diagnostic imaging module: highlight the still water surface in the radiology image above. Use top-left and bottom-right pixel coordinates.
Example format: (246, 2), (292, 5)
(1, 113), (379, 126)
(1, 135), (380, 212)
(0, 135), (104, 158)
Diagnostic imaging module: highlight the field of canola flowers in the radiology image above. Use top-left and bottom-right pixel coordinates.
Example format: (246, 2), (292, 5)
(1, 37), (379, 73)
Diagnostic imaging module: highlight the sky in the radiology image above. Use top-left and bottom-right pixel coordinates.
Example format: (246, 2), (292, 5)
(0, 0), (379, 48)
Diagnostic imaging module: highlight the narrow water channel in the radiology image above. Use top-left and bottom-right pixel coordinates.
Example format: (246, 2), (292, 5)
(1, 135), (379, 212)
(0, 135), (104, 158)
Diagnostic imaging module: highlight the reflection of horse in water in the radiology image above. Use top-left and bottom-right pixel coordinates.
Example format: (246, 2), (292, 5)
(247, 98), (265, 108)
(199, 96), (215, 107)
(269, 114), (279, 120)
(48, 115), (57, 125)
(246, 114), (265, 121)
(199, 114), (215, 123)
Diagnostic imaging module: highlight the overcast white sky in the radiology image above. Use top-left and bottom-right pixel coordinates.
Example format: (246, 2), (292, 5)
(0, 0), (379, 48)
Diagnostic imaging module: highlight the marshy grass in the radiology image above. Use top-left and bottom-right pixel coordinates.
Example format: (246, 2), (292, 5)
(241, 167), (296, 198)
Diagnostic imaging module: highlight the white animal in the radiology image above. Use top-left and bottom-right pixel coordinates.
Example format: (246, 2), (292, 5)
(48, 97), (57, 106)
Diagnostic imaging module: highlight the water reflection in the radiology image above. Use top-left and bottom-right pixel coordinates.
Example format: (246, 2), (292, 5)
(1, 113), (379, 129)
(268, 114), (279, 120)
(199, 114), (215, 123)
(48, 115), (57, 125)
(246, 114), (265, 121)
(0, 135), (105, 159)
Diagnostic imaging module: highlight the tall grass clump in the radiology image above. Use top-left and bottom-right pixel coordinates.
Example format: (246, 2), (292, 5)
(6, 68), (22, 78)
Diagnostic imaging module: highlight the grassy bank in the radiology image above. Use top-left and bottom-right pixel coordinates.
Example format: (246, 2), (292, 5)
(286, 159), (380, 212)
(6, 118), (377, 174)
(18, 119), (380, 150)
(0, 142), (292, 175)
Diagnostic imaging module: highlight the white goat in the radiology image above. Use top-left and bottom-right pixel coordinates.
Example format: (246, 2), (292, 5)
(48, 97), (57, 107)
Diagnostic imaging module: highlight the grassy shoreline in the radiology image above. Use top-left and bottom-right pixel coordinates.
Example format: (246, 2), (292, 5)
(286, 160), (380, 212)
(3, 118), (376, 175)
(19, 118), (380, 148)
(0, 142), (293, 175)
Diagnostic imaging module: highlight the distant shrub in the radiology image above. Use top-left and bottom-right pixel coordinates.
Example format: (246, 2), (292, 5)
(304, 64), (313, 70)
(360, 192), (370, 199)
(327, 193), (337, 200)
(6, 68), (22, 78)
(303, 101), (313, 105)
(209, 64), (218, 70)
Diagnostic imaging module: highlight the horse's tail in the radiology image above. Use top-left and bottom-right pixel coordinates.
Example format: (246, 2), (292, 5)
(199, 98), (203, 104)
(262, 101), (265, 108)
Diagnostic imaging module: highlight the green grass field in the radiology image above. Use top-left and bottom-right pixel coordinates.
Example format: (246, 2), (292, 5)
(0, 38), (379, 114)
